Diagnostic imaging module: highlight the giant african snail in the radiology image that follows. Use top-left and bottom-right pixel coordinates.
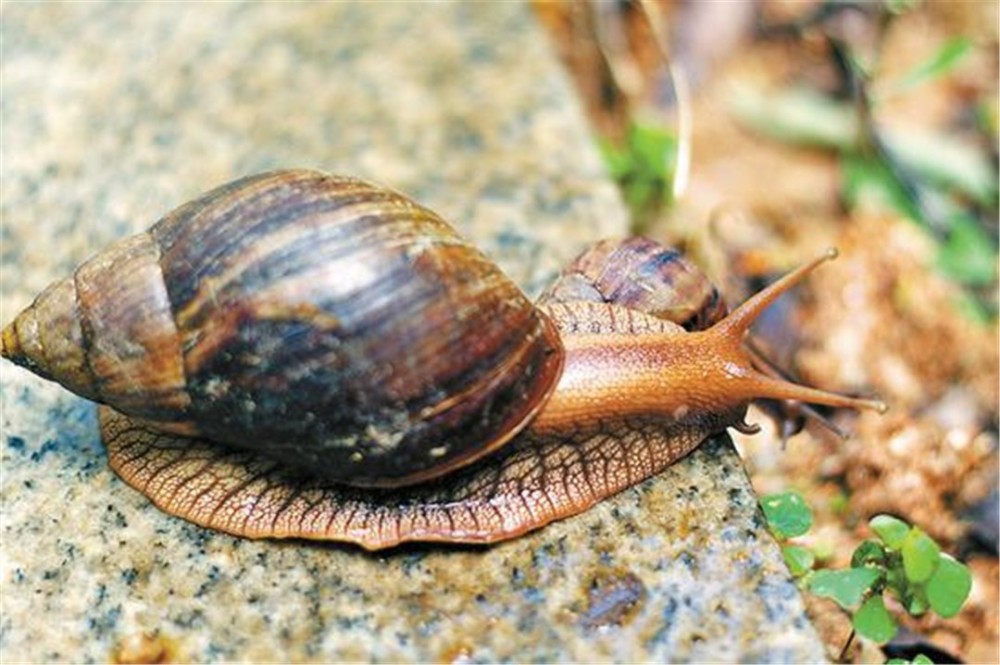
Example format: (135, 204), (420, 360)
(2, 169), (885, 550)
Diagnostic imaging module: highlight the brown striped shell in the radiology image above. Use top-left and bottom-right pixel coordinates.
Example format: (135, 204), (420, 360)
(539, 236), (728, 331)
(1, 170), (563, 488)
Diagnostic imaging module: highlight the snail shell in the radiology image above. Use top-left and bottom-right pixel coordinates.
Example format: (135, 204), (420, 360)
(540, 236), (727, 330)
(2, 169), (885, 549)
(2, 170), (563, 488)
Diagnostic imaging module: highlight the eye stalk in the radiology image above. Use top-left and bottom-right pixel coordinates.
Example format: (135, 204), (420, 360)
(706, 247), (888, 415)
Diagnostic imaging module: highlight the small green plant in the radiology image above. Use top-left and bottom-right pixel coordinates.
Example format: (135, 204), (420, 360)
(761, 490), (817, 574)
(761, 491), (973, 651)
(599, 120), (677, 234)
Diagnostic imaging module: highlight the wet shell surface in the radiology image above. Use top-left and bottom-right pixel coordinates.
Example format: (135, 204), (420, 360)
(2, 170), (564, 488)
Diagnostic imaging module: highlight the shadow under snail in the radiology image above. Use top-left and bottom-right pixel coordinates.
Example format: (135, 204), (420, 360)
(1, 169), (886, 550)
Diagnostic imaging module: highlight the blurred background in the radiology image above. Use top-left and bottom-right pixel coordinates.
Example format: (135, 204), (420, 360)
(534, 1), (997, 662)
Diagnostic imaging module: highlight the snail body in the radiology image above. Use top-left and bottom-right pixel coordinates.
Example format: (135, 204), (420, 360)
(2, 169), (884, 550)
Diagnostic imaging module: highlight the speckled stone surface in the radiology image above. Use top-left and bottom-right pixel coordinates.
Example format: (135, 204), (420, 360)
(1, 3), (826, 663)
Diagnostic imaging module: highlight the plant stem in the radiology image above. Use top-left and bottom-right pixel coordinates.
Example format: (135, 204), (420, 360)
(838, 628), (857, 663)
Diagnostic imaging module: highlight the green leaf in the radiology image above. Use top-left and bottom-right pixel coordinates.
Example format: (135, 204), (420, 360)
(629, 122), (675, 173)
(927, 554), (973, 618)
(937, 215), (999, 286)
(782, 545), (816, 577)
(761, 491), (813, 539)
(895, 38), (973, 93)
(902, 529), (941, 583)
(599, 141), (632, 180)
(809, 568), (881, 609)
(913, 654), (934, 664)
(852, 539), (888, 568)
(732, 86), (998, 204)
(841, 155), (922, 222)
(624, 178), (657, 211)
(952, 289), (996, 324)
(853, 595), (899, 644)
(730, 86), (857, 151)
(885, 130), (998, 206)
(602, 120), (678, 230)
(870, 514), (911, 549)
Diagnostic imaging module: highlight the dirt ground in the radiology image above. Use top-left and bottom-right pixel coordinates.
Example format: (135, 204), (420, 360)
(535, 1), (998, 662)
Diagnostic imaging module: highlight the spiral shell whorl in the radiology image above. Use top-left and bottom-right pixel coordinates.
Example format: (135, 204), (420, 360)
(2, 276), (97, 399)
(2, 231), (193, 430)
(541, 237), (728, 331)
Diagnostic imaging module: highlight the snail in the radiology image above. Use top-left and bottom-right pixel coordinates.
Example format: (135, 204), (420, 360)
(543, 237), (844, 442)
(2, 169), (886, 550)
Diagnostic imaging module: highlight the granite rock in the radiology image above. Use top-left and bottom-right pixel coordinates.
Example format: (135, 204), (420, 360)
(1, 2), (826, 662)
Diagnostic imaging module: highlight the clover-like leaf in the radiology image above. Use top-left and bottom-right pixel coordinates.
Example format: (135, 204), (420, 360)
(902, 528), (941, 583)
(761, 491), (813, 539)
(853, 594), (898, 644)
(870, 514), (910, 550)
(782, 545), (815, 577)
(926, 554), (972, 618)
(808, 568), (881, 609)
